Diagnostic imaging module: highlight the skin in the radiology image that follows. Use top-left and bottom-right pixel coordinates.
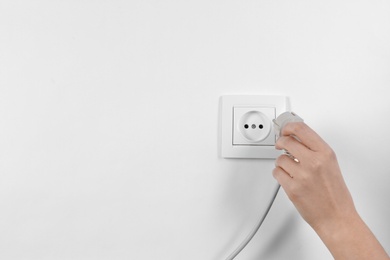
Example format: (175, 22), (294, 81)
(272, 122), (389, 260)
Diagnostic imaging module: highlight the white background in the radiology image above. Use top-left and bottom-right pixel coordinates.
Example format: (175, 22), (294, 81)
(1, 1), (389, 259)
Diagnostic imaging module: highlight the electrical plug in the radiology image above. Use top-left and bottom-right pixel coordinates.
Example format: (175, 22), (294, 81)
(273, 111), (304, 138)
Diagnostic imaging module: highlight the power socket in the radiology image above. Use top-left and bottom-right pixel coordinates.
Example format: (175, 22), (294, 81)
(233, 106), (275, 145)
(220, 95), (288, 159)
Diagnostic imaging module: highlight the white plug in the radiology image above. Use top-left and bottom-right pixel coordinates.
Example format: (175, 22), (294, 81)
(273, 112), (304, 163)
(273, 111), (304, 138)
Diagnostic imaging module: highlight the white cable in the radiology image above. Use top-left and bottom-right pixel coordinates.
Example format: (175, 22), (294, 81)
(225, 183), (281, 260)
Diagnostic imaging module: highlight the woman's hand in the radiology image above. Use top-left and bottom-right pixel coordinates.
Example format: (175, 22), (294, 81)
(273, 121), (355, 231)
(272, 122), (389, 259)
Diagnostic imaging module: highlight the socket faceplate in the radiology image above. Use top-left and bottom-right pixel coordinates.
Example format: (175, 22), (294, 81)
(220, 95), (288, 159)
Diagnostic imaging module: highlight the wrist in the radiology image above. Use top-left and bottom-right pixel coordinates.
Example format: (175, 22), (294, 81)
(314, 211), (389, 259)
(315, 209), (361, 244)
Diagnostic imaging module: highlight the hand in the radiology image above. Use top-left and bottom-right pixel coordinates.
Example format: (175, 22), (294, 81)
(272, 122), (389, 259)
(272, 121), (356, 231)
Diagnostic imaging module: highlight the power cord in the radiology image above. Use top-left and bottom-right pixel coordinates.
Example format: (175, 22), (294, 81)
(225, 183), (281, 260)
(225, 111), (300, 259)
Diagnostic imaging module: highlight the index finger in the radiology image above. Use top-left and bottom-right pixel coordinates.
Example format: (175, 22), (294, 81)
(281, 122), (328, 152)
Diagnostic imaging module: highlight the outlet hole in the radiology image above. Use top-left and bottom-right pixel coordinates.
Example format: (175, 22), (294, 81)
(259, 124), (263, 129)
(244, 124), (249, 129)
(251, 124), (256, 129)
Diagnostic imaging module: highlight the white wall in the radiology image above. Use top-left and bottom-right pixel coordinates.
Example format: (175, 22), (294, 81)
(1, 1), (389, 259)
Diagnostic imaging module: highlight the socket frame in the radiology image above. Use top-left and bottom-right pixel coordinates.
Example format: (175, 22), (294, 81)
(220, 95), (288, 159)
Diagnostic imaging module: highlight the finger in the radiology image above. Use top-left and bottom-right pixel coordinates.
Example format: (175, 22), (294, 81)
(275, 135), (311, 161)
(275, 154), (300, 178)
(272, 166), (293, 188)
(281, 122), (327, 152)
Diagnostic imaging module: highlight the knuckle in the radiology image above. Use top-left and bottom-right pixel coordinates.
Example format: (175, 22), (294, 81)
(276, 154), (291, 169)
(309, 156), (322, 170)
(275, 155), (284, 166)
(272, 167), (279, 179)
(276, 136), (293, 149)
(308, 148), (336, 170)
(289, 121), (306, 134)
(324, 147), (336, 160)
(275, 137), (285, 148)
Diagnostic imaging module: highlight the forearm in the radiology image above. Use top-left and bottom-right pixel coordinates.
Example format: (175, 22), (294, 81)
(315, 212), (389, 260)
